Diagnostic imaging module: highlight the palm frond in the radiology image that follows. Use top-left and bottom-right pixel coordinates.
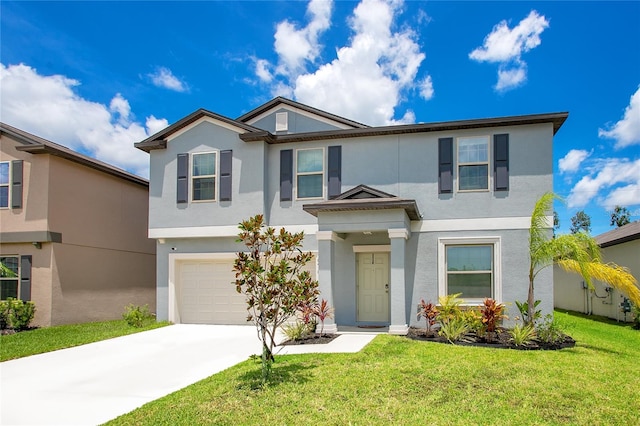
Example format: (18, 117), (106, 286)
(529, 193), (559, 260)
(558, 259), (640, 306)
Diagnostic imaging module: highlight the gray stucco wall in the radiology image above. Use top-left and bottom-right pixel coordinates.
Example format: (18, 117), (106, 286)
(250, 107), (346, 134)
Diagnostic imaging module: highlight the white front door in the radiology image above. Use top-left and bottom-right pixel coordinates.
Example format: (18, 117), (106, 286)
(357, 252), (390, 322)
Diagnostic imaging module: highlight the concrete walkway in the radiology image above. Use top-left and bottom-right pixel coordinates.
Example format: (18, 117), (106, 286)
(0, 325), (376, 426)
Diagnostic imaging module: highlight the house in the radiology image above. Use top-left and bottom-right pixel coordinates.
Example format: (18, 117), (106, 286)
(136, 97), (567, 334)
(0, 123), (156, 327)
(554, 221), (640, 322)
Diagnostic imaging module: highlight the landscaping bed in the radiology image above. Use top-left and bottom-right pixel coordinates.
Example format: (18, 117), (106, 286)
(407, 326), (575, 350)
(281, 333), (339, 345)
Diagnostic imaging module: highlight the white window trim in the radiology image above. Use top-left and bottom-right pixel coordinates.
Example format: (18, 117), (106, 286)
(457, 136), (490, 193)
(295, 147), (325, 200)
(438, 236), (502, 305)
(190, 151), (218, 203)
(0, 161), (10, 209)
(0, 255), (20, 300)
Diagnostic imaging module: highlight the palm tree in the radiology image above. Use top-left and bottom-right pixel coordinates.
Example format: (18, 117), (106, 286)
(527, 193), (640, 324)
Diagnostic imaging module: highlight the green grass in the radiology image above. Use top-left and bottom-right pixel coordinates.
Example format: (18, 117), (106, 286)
(107, 311), (640, 426)
(0, 319), (170, 361)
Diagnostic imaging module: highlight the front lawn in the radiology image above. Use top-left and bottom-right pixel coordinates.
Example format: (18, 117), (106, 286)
(108, 311), (639, 425)
(0, 319), (170, 361)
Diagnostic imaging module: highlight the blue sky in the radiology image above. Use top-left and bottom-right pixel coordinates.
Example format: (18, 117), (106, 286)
(1, 0), (638, 236)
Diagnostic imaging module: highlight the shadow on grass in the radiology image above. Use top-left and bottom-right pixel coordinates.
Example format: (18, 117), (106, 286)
(237, 357), (316, 390)
(573, 343), (622, 356)
(559, 310), (635, 328)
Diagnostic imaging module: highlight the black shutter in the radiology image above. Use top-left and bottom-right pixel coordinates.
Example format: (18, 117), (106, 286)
(11, 160), (23, 209)
(327, 146), (342, 199)
(19, 255), (32, 301)
(177, 153), (189, 203)
(438, 138), (453, 194)
(219, 150), (232, 201)
(280, 149), (293, 201)
(494, 134), (509, 191)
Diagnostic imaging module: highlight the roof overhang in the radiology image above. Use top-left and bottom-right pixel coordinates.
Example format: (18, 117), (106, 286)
(303, 197), (421, 221)
(240, 112), (569, 144)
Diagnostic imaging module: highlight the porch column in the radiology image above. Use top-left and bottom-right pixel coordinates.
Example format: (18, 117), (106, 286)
(316, 231), (339, 334)
(388, 228), (409, 335)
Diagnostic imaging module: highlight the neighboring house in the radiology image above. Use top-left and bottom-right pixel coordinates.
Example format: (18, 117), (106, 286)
(136, 97), (567, 334)
(0, 123), (156, 327)
(555, 221), (640, 322)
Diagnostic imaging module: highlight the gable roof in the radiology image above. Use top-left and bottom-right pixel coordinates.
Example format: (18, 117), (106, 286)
(595, 221), (640, 248)
(236, 97), (370, 129)
(0, 122), (148, 187)
(135, 108), (264, 153)
(239, 111), (569, 144)
(303, 184), (421, 221)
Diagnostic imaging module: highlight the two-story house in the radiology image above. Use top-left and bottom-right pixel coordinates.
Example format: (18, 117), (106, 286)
(136, 97), (567, 334)
(0, 123), (156, 327)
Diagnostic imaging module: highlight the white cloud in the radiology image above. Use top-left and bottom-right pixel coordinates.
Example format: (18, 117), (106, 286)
(567, 158), (640, 210)
(255, 59), (273, 83)
(495, 63), (526, 91)
(598, 85), (640, 148)
(419, 75), (434, 100)
(148, 67), (188, 92)
(469, 10), (549, 92)
(0, 63), (168, 178)
(559, 149), (591, 174)
(255, 0), (432, 126)
(273, 0), (332, 77)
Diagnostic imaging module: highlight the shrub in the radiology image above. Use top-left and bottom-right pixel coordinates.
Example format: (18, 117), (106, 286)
(281, 321), (314, 341)
(436, 293), (463, 325)
(0, 298), (36, 331)
(536, 314), (567, 344)
(632, 304), (640, 330)
(480, 298), (507, 333)
(515, 300), (541, 325)
(438, 316), (470, 343)
(416, 299), (438, 335)
(461, 308), (483, 334)
(122, 304), (155, 328)
(510, 323), (536, 347)
(313, 299), (334, 335)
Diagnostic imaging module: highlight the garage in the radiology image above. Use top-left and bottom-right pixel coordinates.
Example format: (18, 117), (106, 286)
(178, 259), (247, 324)
(175, 255), (317, 325)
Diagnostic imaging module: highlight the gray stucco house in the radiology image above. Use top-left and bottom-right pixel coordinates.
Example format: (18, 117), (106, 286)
(136, 97), (567, 334)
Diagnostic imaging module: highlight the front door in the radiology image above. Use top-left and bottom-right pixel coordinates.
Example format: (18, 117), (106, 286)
(357, 252), (390, 322)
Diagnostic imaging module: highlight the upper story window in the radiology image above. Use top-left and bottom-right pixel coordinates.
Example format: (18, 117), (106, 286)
(457, 136), (489, 191)
(192, 152), (217, 202)
(0, 162), (9, 208)
(296, 148), (324, 199)
(0, 256), (19, 300)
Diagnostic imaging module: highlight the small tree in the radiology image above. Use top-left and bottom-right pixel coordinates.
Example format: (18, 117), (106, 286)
(527, 193), (640, 324)
(570, 210), (591, 234)
(610, 205), (631, 228)
(233, 215), (319, 384)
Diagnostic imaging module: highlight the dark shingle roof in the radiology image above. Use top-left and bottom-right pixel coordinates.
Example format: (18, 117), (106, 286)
(595, 221), (640, 248)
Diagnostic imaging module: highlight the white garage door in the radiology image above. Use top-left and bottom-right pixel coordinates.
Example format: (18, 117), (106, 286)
(178, 255), (317, 325)
(179, 260), (248, 325)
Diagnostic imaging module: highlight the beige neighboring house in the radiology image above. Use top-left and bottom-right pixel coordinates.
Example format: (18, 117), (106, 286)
(554, 221), (640, 322)
(0, 123), (156, 327)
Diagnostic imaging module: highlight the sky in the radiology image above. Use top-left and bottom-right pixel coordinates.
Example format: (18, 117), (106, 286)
(1, 0), (638, 236)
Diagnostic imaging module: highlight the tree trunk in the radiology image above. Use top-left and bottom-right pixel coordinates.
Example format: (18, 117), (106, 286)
(527, 265), (535, 326)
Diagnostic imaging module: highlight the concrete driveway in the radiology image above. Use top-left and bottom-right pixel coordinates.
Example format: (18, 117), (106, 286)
(0, 325), (263, 425)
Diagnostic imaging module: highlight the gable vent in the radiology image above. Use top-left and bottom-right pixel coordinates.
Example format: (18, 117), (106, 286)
(275, 112), (288, 132)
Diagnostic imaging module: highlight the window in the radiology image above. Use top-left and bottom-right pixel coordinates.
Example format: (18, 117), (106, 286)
(0, 256), (19, 300)
(439, 237), (501, 303)
(191, 152), (216, 201)
(458, 136), (489, 191)
(296, 148), (324, 199)
(0, 162), (9, 208)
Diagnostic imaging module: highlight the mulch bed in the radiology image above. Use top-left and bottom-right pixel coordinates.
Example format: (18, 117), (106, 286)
(280, 333), (339, 346)
(407, 327), (575, 350)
